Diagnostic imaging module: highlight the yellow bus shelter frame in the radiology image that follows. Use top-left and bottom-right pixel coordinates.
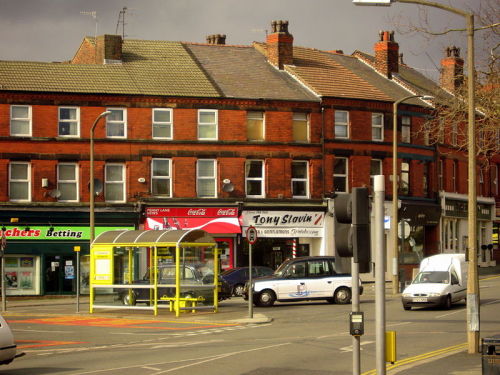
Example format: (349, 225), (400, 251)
(89, 229), (218, 316)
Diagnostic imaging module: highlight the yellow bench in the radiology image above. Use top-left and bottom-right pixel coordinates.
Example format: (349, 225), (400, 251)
(159, 295), (205, 313)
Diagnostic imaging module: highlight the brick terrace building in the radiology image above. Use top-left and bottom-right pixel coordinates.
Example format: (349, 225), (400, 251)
(0, 21), (497, 295)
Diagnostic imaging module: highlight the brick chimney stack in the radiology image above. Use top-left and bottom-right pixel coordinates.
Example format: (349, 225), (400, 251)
(440, 46), (464, 93)
(266, 20), (293, 69)
(374, 31), (399, 78)
(206, 34), (226, 45)
(96, 34), (123, 64)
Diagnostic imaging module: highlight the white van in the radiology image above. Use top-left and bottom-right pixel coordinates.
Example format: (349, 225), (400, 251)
(0, 314), (18, 365)
(402, 254), (467, 310)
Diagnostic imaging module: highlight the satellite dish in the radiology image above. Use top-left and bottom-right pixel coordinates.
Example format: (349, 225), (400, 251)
(222, 182), (234, 193)
(48, 189), (61, 198)
(87, 178), (104, 196)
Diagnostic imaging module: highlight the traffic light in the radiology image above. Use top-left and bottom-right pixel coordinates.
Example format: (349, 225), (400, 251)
(334, 187), (371, 273)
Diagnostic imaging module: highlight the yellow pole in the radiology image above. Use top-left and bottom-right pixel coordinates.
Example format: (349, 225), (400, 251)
(153, 246), (158, 316)
(175, 245), (180, 317)
(213, 245), (219, 312)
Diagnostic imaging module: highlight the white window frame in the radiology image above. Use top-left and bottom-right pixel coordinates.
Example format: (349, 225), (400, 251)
(58, 107), (80, 138)
(492, 165), (498, 196)
(370, 159), (383, 192)
(106, 108), (127, 139)
(333, 157), (348, 193)
(57, 163), (79, 202)
(334, 110), (349, 139)
(105, 163), (126, 203)
(247, 111), (265, 141)
(196, 159), (217, 198)
(292, 112), (309, 143)
(151, 158), (172, 197)
(438, 159), (444, 191)
(152, 108), (173, 140)
(372, 113), (384, 141)
(401, 116), (411, 143)
(401, 161), (410, 195)
(10, 105), (32, 137)
(198, 109), (218, 141)
(9, 162), (31, 202)
(291, 161), (309, 198)
(245, 160), (265, 198)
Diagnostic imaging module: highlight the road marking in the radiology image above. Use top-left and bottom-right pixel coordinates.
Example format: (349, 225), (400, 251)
(483, 299), (500, 305)
(361, 342), (468, 375)
(436, 309), (465, 318)
(142, 366), (162, 371)
(340, 341), (375, 352)
(386, 322), (411, 327)
(16, 339), (86, 349)
(13, 328), (74, 333)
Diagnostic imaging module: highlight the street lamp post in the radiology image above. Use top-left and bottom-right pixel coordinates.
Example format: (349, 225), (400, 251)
(354, 0), (478, 354)
(89, 111), (111, 243)
(392, 95), (432, 295)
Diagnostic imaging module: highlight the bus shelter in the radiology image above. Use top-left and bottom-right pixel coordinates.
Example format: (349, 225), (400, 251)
(89, 229), (219, 316)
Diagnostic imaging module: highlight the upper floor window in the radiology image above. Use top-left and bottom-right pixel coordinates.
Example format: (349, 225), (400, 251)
(198, 110), (217, 140)
(58, 107), (80, 137)
(370, 159), (383, 193)
(400, 161), (410, 195)
(372, 113), (384, 141)
(479, 169), (484, 196)
(245, 160), (265, 198)
(491, 165), (498, 196)
(10, 105), (32, 136)
(197, 159), (217, 198)
(438, 159), (444, 190)
(334, 157), (348, 192)
(151, 158), (172, 197)
(292, 161), (309, 198)
(57, 163), (79, 202)
(106, 108), (127, 138)
(423, 162), (430, 197)
(247, 111), (264, 141)
(105, 163), (126, 202)
(401, 116), (411, 143)
(292, 112), (309, 142)
(451, 123), (458, 146)
(152, 108), (173, 139)
(335, 110), (349, 139)
(9, 162), (31, 202)
(452, 160), (457, 192)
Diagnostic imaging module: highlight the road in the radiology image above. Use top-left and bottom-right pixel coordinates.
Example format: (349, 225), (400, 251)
(2, 275), (499, 375)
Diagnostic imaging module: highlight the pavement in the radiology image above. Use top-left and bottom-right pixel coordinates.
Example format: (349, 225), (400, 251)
(2, 265), (499, 375)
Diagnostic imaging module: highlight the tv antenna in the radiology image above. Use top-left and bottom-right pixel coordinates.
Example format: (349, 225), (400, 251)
(116, 7), (128, 39)
(80, 11), (98, 39)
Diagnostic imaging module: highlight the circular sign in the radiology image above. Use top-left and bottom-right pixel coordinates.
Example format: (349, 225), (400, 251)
(246, 226), (258, 244)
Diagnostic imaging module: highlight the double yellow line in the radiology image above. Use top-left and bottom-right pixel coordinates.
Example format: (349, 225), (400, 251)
(362, 342), (468, 375)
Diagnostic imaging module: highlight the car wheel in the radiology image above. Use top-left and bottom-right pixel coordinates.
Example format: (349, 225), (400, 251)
(233, 284), (245, 297)
(257, 290), (276, 307)
(122, 292), (136, 306)
(443, 295), (452, 310)
(403, 305), (411, 311)
(334, 287), (351, 304)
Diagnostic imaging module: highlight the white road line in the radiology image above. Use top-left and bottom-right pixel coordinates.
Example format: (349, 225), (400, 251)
(483, 299), (500, 305)
(142, 367), (162, 371)
(386, 322), (411, 327)
(13, 329), (73, 333)
(339, 340), (375, 352)
(436, 310), (465, 318)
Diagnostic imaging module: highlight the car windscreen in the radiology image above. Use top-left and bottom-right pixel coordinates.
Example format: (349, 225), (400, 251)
(414, 271), (450, 284)
(274, 259), (294, 276)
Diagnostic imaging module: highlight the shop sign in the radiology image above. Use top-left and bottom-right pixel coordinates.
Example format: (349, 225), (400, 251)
(145, 207), (240, 234)
(241, 211), (324, 238)
(0, 226), (134, 241)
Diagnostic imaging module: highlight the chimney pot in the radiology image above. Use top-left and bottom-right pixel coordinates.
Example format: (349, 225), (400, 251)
(96, 34), (122, 64)
(440, 46), (464, 92)
(374, 30), (399, 78)
(266, 20), (293, 69)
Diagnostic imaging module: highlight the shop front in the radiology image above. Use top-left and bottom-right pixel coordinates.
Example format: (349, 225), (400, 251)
(144, 206), (240, 271)
(240, 210), (325, 269)
(0, 225), (134, 296)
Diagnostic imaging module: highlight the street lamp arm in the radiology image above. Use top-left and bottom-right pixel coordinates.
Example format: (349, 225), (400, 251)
(395, 0), (470, 18)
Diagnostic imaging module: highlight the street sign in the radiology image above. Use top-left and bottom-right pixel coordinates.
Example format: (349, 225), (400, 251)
(246, 226), (258, 244)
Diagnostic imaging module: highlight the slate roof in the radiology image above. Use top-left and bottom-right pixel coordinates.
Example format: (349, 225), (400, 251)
(185, 44), (317, 101)
(0, 39), (220, 97)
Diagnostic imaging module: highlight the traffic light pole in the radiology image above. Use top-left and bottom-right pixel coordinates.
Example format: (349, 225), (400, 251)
(351, 259), (360, 375)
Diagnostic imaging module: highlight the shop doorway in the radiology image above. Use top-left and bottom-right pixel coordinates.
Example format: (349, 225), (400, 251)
(44, 255), (75, 294)
(239, 238), (310, 270)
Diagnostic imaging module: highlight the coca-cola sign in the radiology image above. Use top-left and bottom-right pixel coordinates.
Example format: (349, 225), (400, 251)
(146, 207), (237, 217)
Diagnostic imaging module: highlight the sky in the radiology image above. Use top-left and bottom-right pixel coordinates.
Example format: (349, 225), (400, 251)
(0, 0), (492, 82)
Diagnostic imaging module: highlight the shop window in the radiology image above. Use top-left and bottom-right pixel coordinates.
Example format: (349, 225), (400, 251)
(152, 108), (173, 139)
(151, 158), (172, 197)
(105, 163), (126, 202)
(247, 111), (264, 141)
(291, 161), (309, 198)
(372, 113), (384, 141)
(197, 159), (217, 198)
(400, 225), (424, 264)
(401, 116), (411, 143)
(5, 256), (38, 295)
(10, 105), (32, 136)
(9, 162), (31, 202)
(58, 107), (80, 137)
(57, 163), (79, 202)
(198, 109), (218, 140)
(335, 110), (349, 139)
(245, 160), (265, 197)
(334, 157), (348, 192)
(292, 112), (309, 142)
(106, 108), (127, 138)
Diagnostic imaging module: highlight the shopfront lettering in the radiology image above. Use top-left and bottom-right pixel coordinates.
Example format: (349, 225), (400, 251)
(217, 208), (236, 216)
(188, 208), (207, 216)
(45, 228), (83, 239)
(252, 213), (314, 226)
(0, 228), (41, 237)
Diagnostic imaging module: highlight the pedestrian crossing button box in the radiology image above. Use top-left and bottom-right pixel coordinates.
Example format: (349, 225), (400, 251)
(349, 311), (364, 336)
